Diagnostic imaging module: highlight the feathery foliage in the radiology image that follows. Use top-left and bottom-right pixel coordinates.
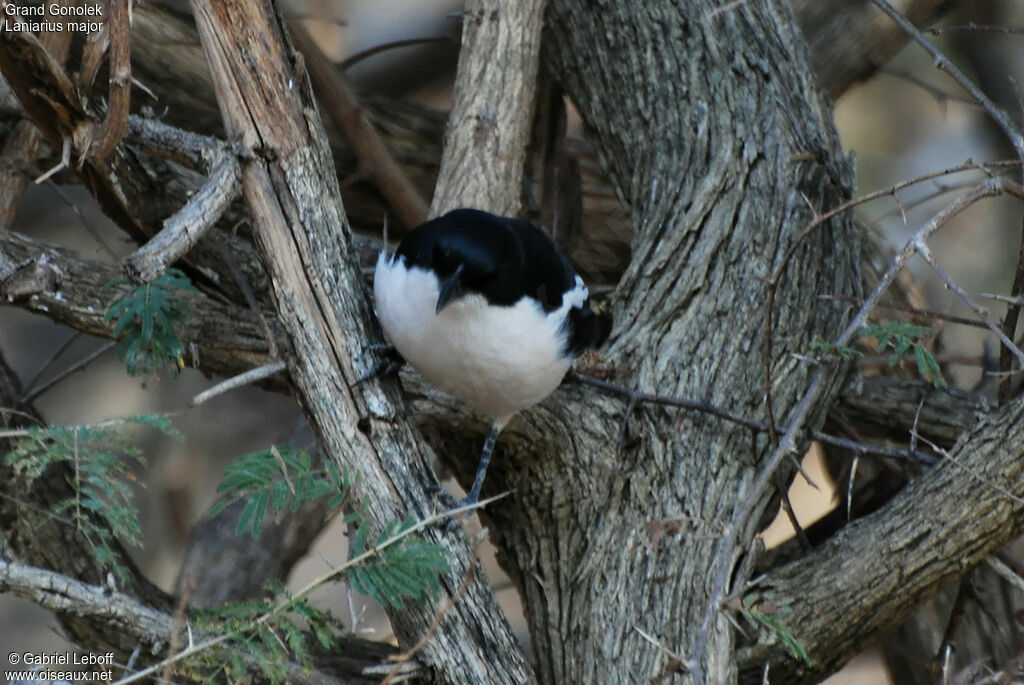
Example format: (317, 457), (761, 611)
(811, 320), (945, 387)
(861, 321), (945, 387)
(3, 414), (181, 583)
(212, 444), (449, 607)
(348, 516), (450, 608)
(211, 445), (361, 536)
(191, 582), (347, 685)
(105, 268), (196, 382)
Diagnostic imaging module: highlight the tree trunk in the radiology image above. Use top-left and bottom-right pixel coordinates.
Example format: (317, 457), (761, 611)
(450, 2), (860, 682)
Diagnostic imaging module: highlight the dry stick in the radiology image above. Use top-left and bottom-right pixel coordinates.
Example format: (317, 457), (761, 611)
(121, 119), (242, 283)
(914, 240), (1024, 368)
(288, 21), (429, 232)
(868, 0), (1024, 165)
(694, 179), (1007, 671)
(92, 0), (132, 163)
(21, 341), (117, 403)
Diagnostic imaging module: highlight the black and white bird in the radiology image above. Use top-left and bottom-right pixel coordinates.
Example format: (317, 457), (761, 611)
(373, 208), (610, 505)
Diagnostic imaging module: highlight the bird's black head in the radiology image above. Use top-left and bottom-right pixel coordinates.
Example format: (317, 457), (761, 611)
(397, 208), (573, 312)
(429, 223), (519, 312)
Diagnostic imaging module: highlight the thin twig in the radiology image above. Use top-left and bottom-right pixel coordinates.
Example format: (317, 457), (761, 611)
(22, 331), (83, 392)
(338, 37), (453, 71)
(190, 361), (286, 406)
(21, 341), (117, 403)
(914, 240), (1024, 368)
(868, 0), (1024, 166)
(576, 373), (939, 465)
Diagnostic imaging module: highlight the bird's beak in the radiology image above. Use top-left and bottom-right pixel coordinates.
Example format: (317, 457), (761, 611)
(436, 263), (466, 314)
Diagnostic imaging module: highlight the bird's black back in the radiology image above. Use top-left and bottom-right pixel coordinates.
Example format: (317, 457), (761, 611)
(395, 208), (610, 355)
(397, 208), (575, 311)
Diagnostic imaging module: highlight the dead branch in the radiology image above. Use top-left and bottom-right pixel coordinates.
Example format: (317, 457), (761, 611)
(121, 117), (241, 283)
(738, 395), (1024, 683)
(92, 0), (132, 162)
(287, 20), (428, 232)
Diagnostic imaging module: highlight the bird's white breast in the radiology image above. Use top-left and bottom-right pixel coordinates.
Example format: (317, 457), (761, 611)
(373, 251), (583, 420)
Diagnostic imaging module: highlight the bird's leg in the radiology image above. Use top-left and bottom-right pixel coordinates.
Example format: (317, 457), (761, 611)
(352, 344), (405, 386)
(460, 421), (502, 506)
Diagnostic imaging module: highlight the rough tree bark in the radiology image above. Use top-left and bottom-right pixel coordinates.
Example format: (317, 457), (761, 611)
(460, 2), (860, 682)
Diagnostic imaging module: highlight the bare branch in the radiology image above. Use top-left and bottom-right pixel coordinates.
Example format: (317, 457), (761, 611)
(288, 20), (428, 232)
(121, 118), (242, 283)
(868, 0), (1024, 166)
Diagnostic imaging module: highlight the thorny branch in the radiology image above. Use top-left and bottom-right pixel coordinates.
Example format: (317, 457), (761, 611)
(869, 0), (1024, 168)
(696, 175), (1024, 679)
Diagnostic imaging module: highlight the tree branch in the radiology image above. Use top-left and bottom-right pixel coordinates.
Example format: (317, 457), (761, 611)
(739, 395), (1024, 683)
(430, 0), (547, 216)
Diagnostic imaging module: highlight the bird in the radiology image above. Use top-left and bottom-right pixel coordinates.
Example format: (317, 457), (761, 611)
(373, 208), (610, 505)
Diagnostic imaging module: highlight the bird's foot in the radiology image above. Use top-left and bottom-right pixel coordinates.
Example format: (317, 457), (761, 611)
(352, 344), (405, 386)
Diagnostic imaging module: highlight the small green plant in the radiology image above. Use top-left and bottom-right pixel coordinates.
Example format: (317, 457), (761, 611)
(105, 268), (196, 381)
(348, 516), (450, 608)
(860, 321), (946, 387)
(3, 414), (181, 583)
(212, 445), (449, 607)
(192, 582), (346, 684)
(211, 445), (360, 536)
(741, 596), (813, 667)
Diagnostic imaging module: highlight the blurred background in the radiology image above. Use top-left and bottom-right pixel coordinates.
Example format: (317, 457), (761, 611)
(2, 1), (1024, 683)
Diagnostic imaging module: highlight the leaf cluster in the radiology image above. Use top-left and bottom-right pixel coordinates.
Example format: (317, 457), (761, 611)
(211, 445), (359, 536)
(860, 321), (946, 387)
(348, 516), (450, 608)
(192, 583), (346, 685)
(810, 320), (946, 387)
(3, 414), (181, 583)
(104, 268), (197, 382)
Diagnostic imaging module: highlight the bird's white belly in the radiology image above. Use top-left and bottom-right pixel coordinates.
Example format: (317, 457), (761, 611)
(374, 253), (573, 419)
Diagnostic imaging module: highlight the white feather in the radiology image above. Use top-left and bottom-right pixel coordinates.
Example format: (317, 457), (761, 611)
(373, 251), (587, 420)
